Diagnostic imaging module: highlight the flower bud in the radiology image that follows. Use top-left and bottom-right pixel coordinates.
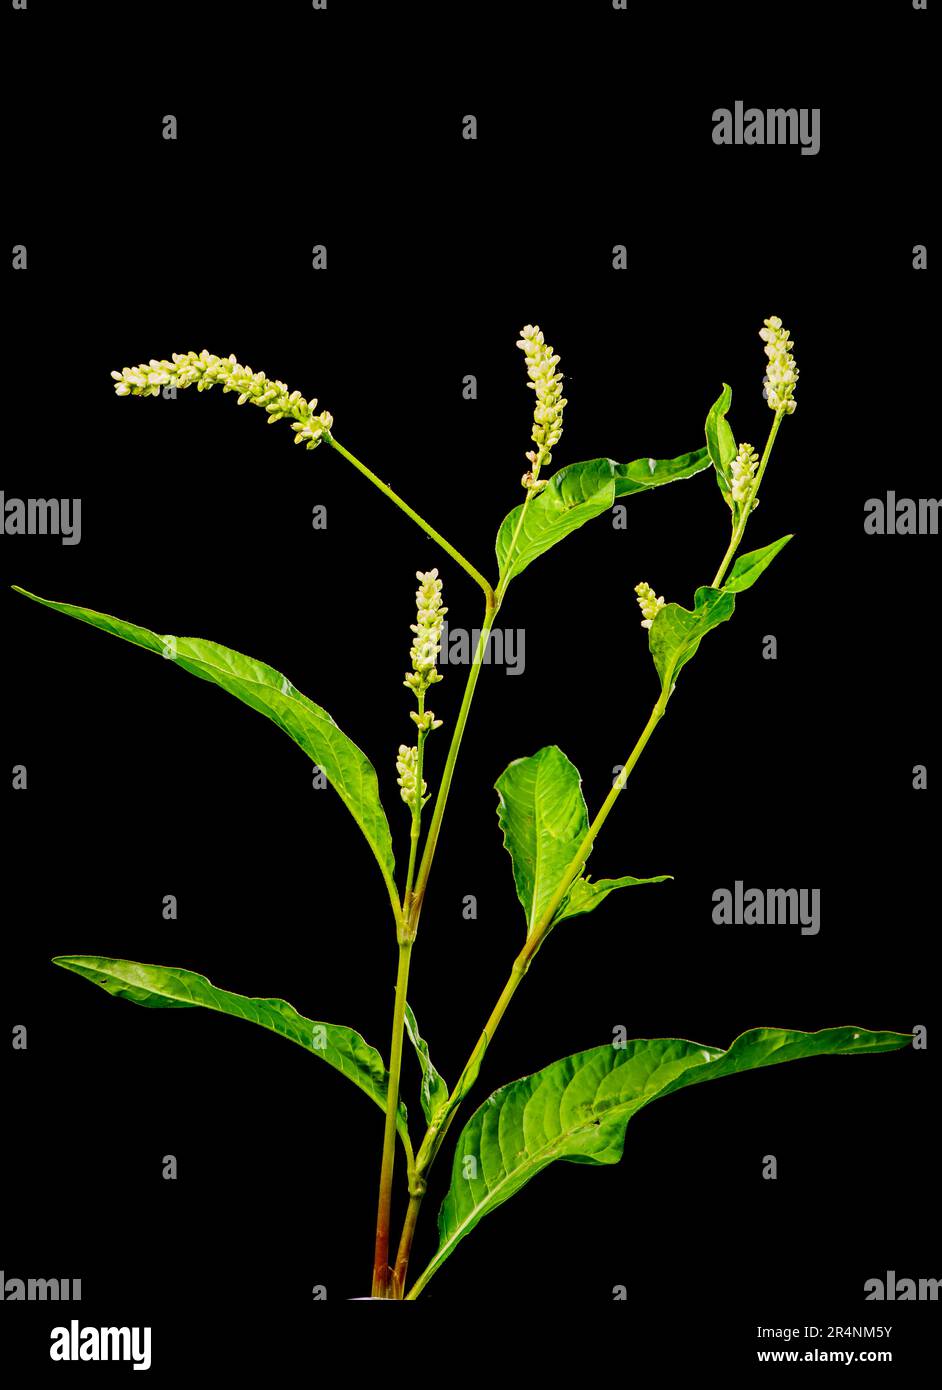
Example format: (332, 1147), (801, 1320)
(635, 580), (666, 630)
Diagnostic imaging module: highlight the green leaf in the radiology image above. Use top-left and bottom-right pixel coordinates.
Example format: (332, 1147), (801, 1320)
(723, 535), (793, 594)
(496, 458), (616, 583)
(705, 384), (737, 509)
(553, 872), (672, 926)
(417, 1026), (910, 1293)
(495, 746), (588, 938)
(649, 585), (736, 692)
(53, 955), (411, 1150)
(404, 1001), (450, 1125)
(495, 449), (712, 585)
(613, 447), (711, 498)
(13, 587), (397, 902)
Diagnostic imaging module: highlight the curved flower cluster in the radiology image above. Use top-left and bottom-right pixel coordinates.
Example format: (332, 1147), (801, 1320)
(404, 569), (446, 705)
(396, 744), (428, 812)
(731, 442), (760, 506)
(111, 350), (334, 449)
(635, 581), (665, 630)
(516, 323), (567, 491)
(760, 317), (798, 415)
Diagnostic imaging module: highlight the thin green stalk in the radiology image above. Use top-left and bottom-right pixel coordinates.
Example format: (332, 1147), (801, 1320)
(327, 436), (496, 605)
(402, 699), (427, 912)
(372, 939), (413, 1298)
(404, 595), (499, 935)
(711, 409), (785, 589)
(537, 690), (671, 932)
(494, 492), (534, 604)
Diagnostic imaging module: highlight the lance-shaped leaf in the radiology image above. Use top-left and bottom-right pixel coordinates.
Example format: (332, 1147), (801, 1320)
(723, 534), (793, 594)
(705, 384), (737, 510)
(412, 1025), (910, 1295)
(613, 446), (711, 498)
(14, 587), (397, 906)
(404, 1001), (450, 1125)
(648, 585), (736, 692)
(552, 871), (672, 926)
(495, 746), (588, 938)
(496, 448), (711, 586)
(496, 458), (616, 584)
(53, 956), (412, 1153)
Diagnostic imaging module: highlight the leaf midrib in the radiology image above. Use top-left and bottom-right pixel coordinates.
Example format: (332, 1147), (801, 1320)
(528, 754), (585, 934)
(436, 1046), (720, 1271)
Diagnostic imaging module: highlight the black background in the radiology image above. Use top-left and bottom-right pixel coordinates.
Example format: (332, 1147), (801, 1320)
(2, 0), (937, 1377)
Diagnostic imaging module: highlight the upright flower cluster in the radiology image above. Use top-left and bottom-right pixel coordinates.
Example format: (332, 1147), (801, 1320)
(397, 570), (445, 820)
(404, 569), (446, 720)
(730, 442), (760, 506)
(516, 324), (567, 492)
(111, 350), (334, 449)
(635, 581), (666, 630)
(760, 318), (798, 415)
(396, 745), (427, 812)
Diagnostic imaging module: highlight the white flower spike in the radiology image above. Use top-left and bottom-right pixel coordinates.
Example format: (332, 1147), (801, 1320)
(111, 350), (333, 449)
(635, 581), (666, 630)
(396, 744), (428, 812)
(759, 317), (798, 415)
(731, 442), (760, 506)
(404, 569), (447, 699)
(516, 323), (567, 491)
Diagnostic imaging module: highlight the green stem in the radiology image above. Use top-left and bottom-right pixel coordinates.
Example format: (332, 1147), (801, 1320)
(711, 409), (785, 589)
(393, 1189), (424, 1291)
(404, 594), (499, 936)
(495, 492), (533, 604)
(537, 689), (670, 932)
(403, 702), (427, 912)
(403, 410), (795, 1297)
(399, 687), (672, 1296)
(371, 939), (413, 1298)
(327, 436), (496, 605)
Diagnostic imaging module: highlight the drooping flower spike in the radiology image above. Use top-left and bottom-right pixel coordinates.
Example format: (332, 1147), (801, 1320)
(111, 350), (334, 450)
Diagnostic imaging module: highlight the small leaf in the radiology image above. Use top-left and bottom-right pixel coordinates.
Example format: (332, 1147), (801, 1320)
(404, 1000), (450, 1125)
(613, 447), (711, 497)
(415, 1026), (910, 1293)
(553, 872), (672, 926)
(53, 955), (411, 1148)
(648, 585), (736, 692)
(705, 384), (737, 510)
(13, 588), (397, 903)
(723, 535), (793, 594)
(496, 459), (616, 583)
(495, 746), (588, 938)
